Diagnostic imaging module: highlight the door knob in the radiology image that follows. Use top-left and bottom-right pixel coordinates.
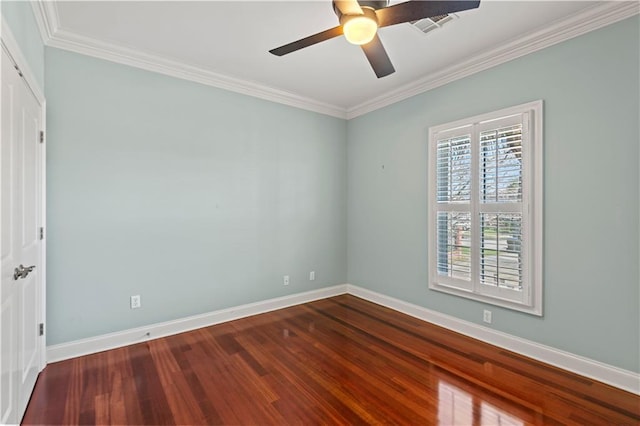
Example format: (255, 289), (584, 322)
(13, 264), (35, 280)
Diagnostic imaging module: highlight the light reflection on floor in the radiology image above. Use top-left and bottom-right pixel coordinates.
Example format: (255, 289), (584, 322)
(438, 380), (524, 425)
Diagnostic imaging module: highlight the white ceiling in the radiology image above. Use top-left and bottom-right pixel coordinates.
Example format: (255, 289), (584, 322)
(36, 1), (638, 117)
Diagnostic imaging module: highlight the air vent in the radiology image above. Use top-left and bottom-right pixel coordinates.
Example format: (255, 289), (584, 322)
(410, 13), (456, 35)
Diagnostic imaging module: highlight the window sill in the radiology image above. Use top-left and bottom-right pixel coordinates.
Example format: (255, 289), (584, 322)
(429, 281), (543, 316)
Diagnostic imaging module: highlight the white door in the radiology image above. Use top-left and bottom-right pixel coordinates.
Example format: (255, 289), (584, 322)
(1, 45), (44, 425)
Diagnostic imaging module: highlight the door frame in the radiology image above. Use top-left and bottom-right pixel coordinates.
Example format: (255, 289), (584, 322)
(1, 17), (47, 372)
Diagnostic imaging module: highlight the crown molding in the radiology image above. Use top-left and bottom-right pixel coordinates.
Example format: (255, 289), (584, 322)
(48, 28), (347, 118)
(31, 1), (639, 120)
(30, 1), (347, 119)
(346, 1), (640, 119)
(30, 0), (59, 44)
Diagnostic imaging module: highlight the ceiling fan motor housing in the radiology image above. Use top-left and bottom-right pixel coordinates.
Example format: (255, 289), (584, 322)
(332, 0), (390, 18)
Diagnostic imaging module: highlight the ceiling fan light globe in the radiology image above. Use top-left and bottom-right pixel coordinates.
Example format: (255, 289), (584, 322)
(343, 15), (378, 45)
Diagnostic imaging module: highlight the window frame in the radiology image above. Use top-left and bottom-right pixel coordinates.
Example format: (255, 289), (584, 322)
(428, 100), (543, 316)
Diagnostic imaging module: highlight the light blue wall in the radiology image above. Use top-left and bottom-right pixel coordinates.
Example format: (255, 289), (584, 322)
(348, 16), (639, 372)
(1, 0), (44, 90)
(45, 48), (348, 345)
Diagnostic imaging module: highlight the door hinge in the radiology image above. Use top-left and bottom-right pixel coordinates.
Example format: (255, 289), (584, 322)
(39, 323), (44, 336)
(39, 131), (44, 143)
(39, 227), (44, 240)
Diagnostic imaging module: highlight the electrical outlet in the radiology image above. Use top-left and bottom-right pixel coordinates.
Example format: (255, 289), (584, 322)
(483, 309), (492, 324)
(309, 271), (315, 281)
(130, 295), (141, 309)
(283, 275), (290, 286)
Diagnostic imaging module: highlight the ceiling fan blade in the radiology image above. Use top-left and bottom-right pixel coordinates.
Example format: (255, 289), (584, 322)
(269, 26), (344, 56)
(334, 0), (364, 16)
(361, 34), (395, 78)
(376, 0), (480, 28)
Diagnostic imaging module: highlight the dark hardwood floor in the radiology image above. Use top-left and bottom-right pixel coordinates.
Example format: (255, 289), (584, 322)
(23, 295), (640, 425)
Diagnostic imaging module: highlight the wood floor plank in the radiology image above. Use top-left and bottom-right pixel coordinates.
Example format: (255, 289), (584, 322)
(22, 295), (640, 425)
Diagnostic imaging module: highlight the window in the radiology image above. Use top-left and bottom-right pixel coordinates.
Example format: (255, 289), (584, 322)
(428, 101), (543, 315)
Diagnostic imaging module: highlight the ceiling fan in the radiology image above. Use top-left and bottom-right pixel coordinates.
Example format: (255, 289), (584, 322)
(269, 0), (481, 78)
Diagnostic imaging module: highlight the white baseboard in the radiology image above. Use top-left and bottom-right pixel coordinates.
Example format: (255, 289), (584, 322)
(47, 284), (348, 363)
(47, 283), (639, 395)
(346, 284), (640, 395)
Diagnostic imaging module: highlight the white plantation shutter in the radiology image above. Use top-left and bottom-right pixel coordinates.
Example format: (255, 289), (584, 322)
(479, 123), (522, 203)
(437, 135), (472, 203)
(436, 211), (471, 281)
(433, 127), (473, 291)
(428, 101), (543, 315)
(476, 114), (527, 302)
